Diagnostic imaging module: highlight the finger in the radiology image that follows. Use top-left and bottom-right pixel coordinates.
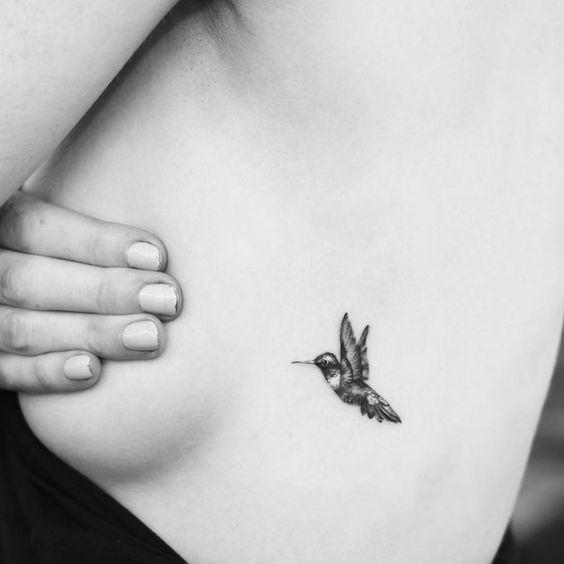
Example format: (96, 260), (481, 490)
(0, 307), (166, 360)
(0, 350), (101, 393)
(0, 250), (183, 320)
(0, 191), (167, 270)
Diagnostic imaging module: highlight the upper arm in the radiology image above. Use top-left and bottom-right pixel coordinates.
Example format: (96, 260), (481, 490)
(0, 0), (177, 204)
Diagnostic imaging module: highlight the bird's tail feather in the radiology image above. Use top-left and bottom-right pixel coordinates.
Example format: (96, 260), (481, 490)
(362, 392), (401, 424)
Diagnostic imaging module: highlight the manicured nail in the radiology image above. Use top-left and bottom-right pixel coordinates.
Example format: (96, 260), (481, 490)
(122, 321), (159, 351)
(127, 242), (163, 271)
(138, 284), (178, 316)
(64, 355), (94, 381)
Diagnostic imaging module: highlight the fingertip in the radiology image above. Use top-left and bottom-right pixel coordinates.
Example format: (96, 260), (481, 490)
(141, 234), (168, 271)
(138, 281), (184, 321)
(148, 316), (167, 357)
(155, 238), (168, 271)
(170, 282), (184, 320)
(63, 353), (101, 387)
(120, 315), (167, 358)
(88, 354), (102, 379)
(126, 239), (168, 272)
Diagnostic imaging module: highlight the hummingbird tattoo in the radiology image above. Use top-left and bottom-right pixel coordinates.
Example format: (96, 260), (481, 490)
(293, 313), (401, 423)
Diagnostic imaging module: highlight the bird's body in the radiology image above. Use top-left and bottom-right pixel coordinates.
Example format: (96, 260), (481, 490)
(335, 380), (400, 423)
(293, 314), (401, 423)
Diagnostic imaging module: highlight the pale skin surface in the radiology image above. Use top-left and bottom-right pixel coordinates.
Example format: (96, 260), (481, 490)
(10, 1), (564, 563)
(0, 0), (181, 389)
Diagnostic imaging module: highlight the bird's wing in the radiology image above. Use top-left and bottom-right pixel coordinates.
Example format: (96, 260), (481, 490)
(340, 313), (368, 382)
(340, 357), (354, 385)
(358, 325), (370, 381)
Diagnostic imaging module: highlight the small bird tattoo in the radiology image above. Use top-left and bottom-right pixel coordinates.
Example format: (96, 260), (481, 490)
(293, 313), (401, 423)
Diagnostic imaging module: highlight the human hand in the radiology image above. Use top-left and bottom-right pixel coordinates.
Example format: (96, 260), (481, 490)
(0, 192), (183, 393)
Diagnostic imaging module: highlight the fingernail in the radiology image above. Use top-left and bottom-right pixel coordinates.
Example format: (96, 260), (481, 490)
(127, 242), (163, 271)
(122, 321), (159, 351)
(64, 355), (94, 381)
(138, 284), (178, 316)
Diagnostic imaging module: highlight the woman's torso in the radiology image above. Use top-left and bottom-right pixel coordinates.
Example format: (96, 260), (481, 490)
(22, 2), (564, 562)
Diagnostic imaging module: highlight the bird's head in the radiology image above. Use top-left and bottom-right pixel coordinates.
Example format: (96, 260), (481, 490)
(292, 353), (340, 375)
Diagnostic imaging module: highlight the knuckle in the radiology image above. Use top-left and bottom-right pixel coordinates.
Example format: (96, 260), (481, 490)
(0, 369), (17, 391)
(0, 194), (37, 251)
(95, 271), (120, 314)
(85, 317), (106, 355)
(86, 226), (109, 265)
(0, 311), (31, 354)
(32, 358), (52, 392)
(0, 259), (30, 306)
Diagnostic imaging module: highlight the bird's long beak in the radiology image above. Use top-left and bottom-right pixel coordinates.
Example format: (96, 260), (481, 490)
(291, 360), (314, 364)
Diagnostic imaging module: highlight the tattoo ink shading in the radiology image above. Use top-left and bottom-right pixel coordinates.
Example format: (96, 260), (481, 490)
(293, 313), (401, 423)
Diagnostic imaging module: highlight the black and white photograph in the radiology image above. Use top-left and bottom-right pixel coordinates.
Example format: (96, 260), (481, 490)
(1, 1), (564, 562)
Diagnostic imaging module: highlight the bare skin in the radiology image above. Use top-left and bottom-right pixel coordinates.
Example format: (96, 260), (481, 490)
(0, 0), (181, 388)
(15, 2), (564, 563)
(0, 191), (184, 391)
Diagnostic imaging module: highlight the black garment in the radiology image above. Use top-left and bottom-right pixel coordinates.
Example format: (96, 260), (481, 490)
(0, 391), (517, 563)
(0, 392), (186, 564)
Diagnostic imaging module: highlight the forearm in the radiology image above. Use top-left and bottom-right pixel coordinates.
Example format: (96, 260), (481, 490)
(0, 0), (177, 203)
